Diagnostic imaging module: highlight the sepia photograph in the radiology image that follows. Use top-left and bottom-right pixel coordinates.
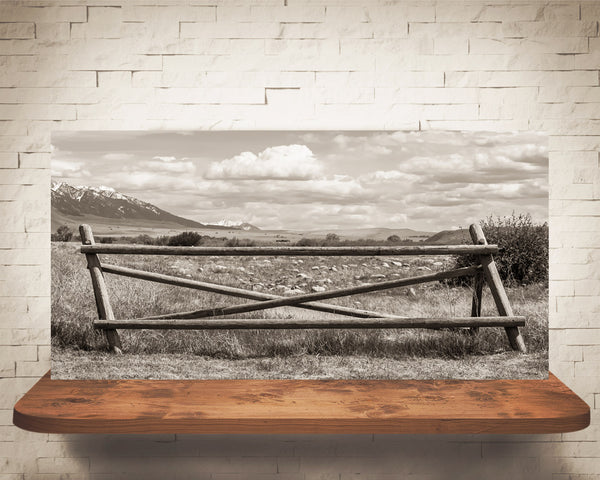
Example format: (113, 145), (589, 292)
(50, 130), (548, 380)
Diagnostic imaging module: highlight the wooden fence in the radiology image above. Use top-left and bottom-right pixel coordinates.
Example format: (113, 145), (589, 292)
(79, 224), (527, 354)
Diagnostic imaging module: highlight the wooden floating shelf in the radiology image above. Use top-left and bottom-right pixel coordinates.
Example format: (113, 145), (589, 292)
(13, 371), (589, 434)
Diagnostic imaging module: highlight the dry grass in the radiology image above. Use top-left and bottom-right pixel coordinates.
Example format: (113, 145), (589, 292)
(51, 242), (548, 379)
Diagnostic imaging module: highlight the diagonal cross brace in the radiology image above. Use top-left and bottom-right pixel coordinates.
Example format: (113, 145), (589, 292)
(142, 265), (482, 321)
(101, 263), (404, 319)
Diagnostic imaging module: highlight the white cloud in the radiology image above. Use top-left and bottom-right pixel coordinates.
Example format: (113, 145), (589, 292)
(50, 159), (90, 178)
(205, 144), (322, 180)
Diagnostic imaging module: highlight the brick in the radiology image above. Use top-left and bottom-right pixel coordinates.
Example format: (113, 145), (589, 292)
(559, 345), (583, 362)
(317, 86), (374, 104)
(280, 22), (374, 39)
(0, 71), (97, 88)
(436, 4), (540, 22)
(445, 71), (598, 88)
(16, 360), (49, 378)
(434, 37), (468, 55)
(180, 21), (282, 39)
(0, 23), (35, 40)
(409, 21), (503, 38)
(470, 37), (589, 55)
(265, 38), (339, 55)
(18, 153), (49, 169)
(377, 87), (479, 104)
(368, 5), (435, 23)
(35, 23), (70, 42)
(0, 6), (86, 23)
(0, 153), (17, 168)
(122, 5), (216, 23)
(0, 328), (49, 346)
(156, 87), (265, 104)
(503, 21), (599, 38)
(249, 6), (325, 23)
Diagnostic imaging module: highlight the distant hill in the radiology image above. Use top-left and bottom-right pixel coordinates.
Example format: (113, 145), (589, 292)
(51, 181), (258, 234)
(424, 228), (471, 245)
(298, 227), (433, 242)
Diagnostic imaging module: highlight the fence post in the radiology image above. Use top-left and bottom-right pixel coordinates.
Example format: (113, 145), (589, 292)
(469, 271), (484, 335)
(469, 224), (526, 353)
(79, 224), (122, 354)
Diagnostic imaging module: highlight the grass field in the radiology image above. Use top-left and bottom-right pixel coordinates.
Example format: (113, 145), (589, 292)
(51, 242), (548, 380)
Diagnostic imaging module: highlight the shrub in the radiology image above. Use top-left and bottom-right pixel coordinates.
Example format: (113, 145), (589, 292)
(296, 237), (320, 247)
(168, 231), (202, 246)
(225, 237), (256, 247)
(325, 233), (340, 244)
(387, 234), (400, 243)
(51, 225), (73, 242)
(132, 234), (154, 245)
(155, 235), (170, 246)
(453, 213), (548, 286)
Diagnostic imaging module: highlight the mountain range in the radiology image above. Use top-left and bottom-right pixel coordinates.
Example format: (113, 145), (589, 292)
(51, 181), (257, 234)
(51, 181), (460, 243)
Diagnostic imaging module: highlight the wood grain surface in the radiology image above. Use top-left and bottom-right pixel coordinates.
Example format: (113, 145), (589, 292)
(13, 372), (589, 434)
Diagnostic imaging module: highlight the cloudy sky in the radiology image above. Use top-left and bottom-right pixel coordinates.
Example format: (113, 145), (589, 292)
(51, 130), (548, 232)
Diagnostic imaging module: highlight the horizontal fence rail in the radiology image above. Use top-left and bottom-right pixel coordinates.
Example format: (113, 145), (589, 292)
(94, 316), (526, 330)
(142, 265), (482, 321)
(80, 244), (500, 256)
(101, 263), (407, 319)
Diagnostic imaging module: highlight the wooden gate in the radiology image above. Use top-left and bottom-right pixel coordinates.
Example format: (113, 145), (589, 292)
(79, 224), (526, 354)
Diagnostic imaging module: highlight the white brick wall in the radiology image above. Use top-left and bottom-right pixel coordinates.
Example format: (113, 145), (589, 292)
(1, 0), (599, 478)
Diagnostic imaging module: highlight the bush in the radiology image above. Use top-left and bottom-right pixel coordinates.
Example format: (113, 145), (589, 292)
(132, 234), (154, 245)
(296, 237), (320, 247)
(51, 225), (73, 242)
(454, 213), (548, 286)
(168, 231), (202, 246)
(387, 234), (400, 243)
(324, 233), (340, 244)
(225, 237), (256, 247)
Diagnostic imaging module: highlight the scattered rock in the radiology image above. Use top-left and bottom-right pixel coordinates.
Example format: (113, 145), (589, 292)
(311, 266), (320, 270)
(311, 285), (326, 293)
(297, 273), (311, 279)
(371, 274), (386, 279)
(417, 266), (431, 271)
(382, 262), (390, 268)
(283, 288), (305, 296)
(406, 287), (417, 298)
(391, 261), (403, 267)
(432, 261), (444, 267)
(330, 266), (338, 272)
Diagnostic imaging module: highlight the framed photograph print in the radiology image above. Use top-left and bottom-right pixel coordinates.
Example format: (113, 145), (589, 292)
(50, 130), (548, 381)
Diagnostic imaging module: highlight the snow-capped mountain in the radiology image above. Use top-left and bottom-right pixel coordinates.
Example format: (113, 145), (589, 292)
(51, 181), (258, 231)
(212, 219), (259, 231)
